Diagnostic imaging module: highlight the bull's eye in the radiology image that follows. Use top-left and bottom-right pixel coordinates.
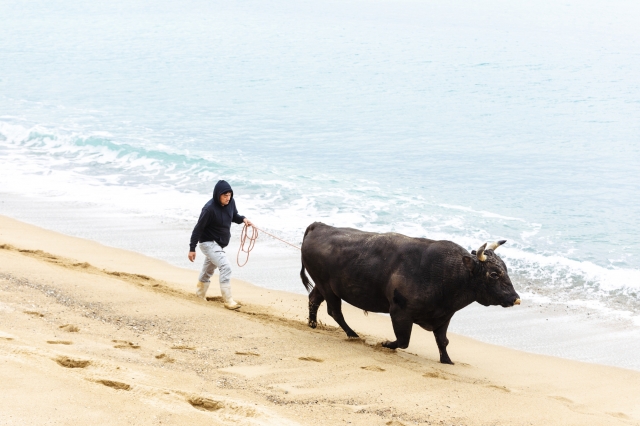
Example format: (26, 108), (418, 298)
(490, 272), (499, 279)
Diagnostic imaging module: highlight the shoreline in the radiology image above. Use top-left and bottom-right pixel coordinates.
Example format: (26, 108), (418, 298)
(2, 193), (640, 372)
(1, 214), (640, 425)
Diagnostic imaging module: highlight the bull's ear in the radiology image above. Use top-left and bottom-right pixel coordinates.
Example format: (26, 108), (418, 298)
(462, 255), (476, 273)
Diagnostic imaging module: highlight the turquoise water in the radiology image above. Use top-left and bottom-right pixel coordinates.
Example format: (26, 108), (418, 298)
(2, 0), (640, 361)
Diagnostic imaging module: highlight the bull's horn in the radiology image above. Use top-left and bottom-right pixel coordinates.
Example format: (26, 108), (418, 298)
(476, 243), (488, 262)
(487, 240), (507, 251)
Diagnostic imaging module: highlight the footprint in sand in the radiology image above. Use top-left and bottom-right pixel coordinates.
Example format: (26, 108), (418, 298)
(171, 345), (195, 350)
(55, 356), (91, 368)
(47, 340), (73, 345)
(155, 353), (176, 363)
(235, 351), (260, 356)
(361, 365), (385, 372)
(59, 324), (79, 332)
(607, 412), (629, 419)
(298, 356), (323, 363)
(96, 379), (131, 391)
(24, 311), (44, 317)
(549, 395), (573, 404)
(206, 296), (223, 302)
(423, 371), (447, 380)
(486, 384), (510, 392)
(112, 340), (140, 349)
(188, 397), (224, 412)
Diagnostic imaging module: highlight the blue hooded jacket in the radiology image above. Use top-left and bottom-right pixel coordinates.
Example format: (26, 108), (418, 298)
(189, 180), (245, 250)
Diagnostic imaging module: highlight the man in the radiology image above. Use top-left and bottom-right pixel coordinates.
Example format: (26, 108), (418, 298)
(189, 180), (252, 309)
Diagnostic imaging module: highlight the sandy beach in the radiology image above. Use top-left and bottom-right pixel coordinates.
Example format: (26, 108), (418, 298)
(1, 214), (639, 426)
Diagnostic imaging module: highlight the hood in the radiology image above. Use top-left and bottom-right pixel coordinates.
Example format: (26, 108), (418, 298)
(213, 180), (234, 206)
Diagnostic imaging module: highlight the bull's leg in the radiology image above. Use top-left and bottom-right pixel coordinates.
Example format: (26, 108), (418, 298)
(433, 320), (453, 365)
(324, 292), (359, 338)
(382, 305), (413, 350)
(308, 286), (325, 329)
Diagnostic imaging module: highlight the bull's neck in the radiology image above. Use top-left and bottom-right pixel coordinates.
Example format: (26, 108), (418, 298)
(445, 275), (478, 312)
(452, 292), (476, 312)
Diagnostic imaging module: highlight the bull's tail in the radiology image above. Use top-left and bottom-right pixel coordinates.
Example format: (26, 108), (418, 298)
(300, 224), (315, 294)
(300, 264), (313, 293)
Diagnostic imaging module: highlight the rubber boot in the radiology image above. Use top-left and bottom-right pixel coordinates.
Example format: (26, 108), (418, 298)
(196, 281), (210, 299)
(220, 283), (240, 310)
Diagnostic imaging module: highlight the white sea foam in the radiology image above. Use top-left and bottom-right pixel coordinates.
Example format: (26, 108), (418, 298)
(2, 120), (639, 308)
(439, 204), (526, 222)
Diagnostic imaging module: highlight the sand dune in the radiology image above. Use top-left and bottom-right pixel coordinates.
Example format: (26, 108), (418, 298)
(1, 215), (639, 425)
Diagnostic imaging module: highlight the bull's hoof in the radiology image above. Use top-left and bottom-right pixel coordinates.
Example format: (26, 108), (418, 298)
(439, 356), (454, 365)
(308, 320), (317, 329)
(381, 340), (398, 350)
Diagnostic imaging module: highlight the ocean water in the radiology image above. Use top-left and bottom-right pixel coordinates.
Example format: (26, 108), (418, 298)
(1, 0), (639, 367)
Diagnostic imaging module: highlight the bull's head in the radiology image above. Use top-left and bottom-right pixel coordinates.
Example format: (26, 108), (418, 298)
(463, 240), (521, 308)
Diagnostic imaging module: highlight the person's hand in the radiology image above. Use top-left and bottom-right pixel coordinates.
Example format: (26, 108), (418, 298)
(188, 251), (196, 262)
(243, 218), (254, 227)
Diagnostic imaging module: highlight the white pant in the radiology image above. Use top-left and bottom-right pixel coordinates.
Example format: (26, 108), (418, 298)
(198, 241), (232, 287)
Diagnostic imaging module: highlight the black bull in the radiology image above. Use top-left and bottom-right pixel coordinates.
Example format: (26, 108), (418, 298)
(300, 222), (520, 364)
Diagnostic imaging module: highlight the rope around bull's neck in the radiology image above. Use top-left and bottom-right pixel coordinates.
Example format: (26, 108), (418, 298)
(237, 224), (301, 267)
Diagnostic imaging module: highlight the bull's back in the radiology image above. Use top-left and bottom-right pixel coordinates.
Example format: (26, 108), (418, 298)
(302, 222), (402, 270)
(301, 223), (426, 312)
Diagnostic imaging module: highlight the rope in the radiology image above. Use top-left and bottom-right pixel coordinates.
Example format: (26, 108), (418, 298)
(237, 224), (301, 267)
(237, 224), (258, 267)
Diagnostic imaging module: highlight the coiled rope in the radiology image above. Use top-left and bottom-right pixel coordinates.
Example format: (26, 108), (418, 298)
(237, 224), (301, 267)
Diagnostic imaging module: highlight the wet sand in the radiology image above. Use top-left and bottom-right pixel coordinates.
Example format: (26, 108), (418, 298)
(1, 215), (639, 425)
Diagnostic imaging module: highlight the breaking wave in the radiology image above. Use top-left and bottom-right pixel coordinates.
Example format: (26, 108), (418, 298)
(1, 119), (639, 318)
